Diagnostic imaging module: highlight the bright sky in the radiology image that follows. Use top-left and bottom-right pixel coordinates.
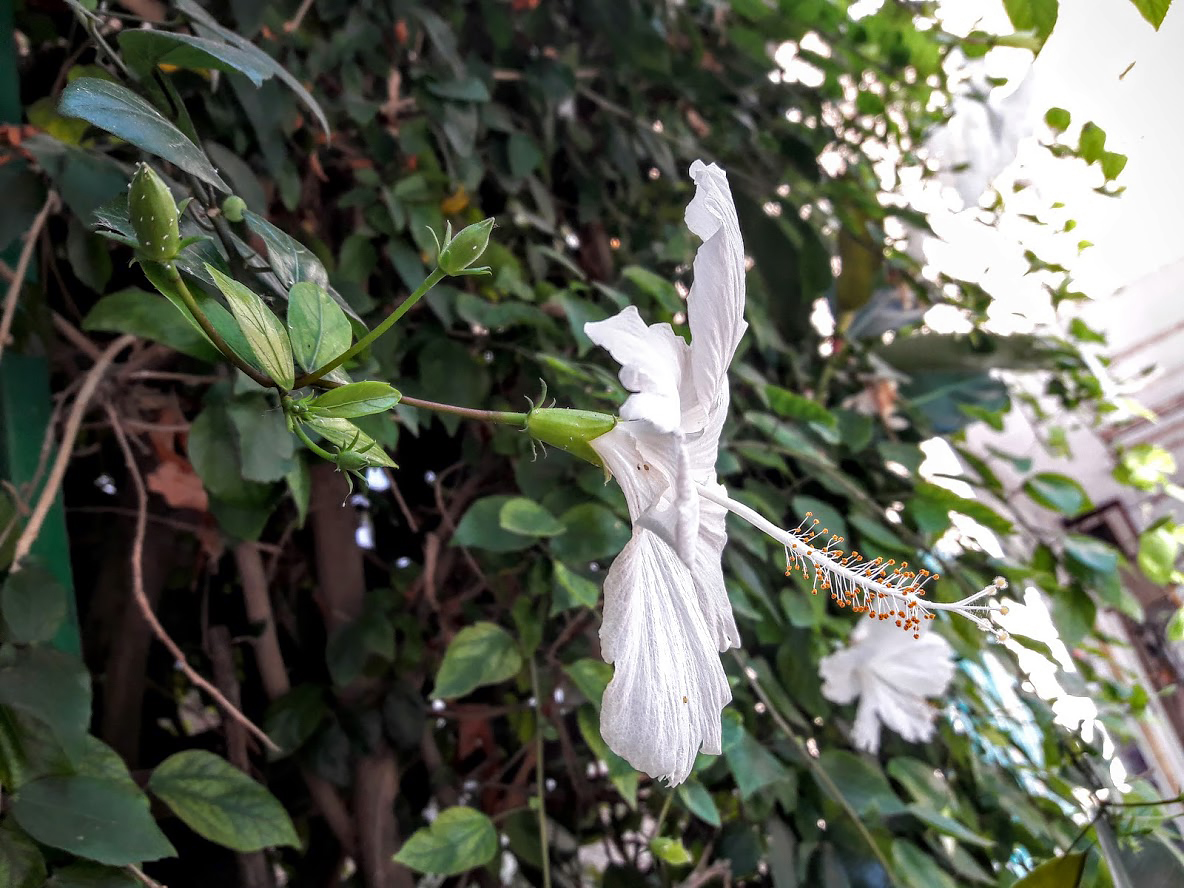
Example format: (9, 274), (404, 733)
(932, 0), (1184, 299)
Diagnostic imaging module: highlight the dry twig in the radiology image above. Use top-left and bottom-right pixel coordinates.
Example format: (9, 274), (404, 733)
(104, 401), (281, 754)
(0, 192), (58, 365)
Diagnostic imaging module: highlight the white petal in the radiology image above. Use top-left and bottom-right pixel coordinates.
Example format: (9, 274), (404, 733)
(599, 527), (731, 785)
(590, 423), (678, 521)
(685, 161), (748, 414)
(585, 306), (689, 433)
(818, 645), (863, 705)
(851, 695), (884, 753)
(694, 485), (740, 651)
(869, 684), (939, 745)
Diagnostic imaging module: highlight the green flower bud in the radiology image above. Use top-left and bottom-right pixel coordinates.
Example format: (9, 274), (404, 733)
(221, 195), (247, 223)
(437, 218), (495, 275)
(526, 407), (616, 467)
(128, 163), (180, 261)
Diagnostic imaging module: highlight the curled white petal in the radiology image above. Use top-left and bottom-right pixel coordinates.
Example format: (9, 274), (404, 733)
(599, 526), (731, 785)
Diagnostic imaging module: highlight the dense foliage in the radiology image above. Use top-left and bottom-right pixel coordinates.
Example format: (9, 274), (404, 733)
(1, 0), (1182, 886)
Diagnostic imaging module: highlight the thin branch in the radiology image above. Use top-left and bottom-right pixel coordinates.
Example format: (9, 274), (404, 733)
(0, 192), (57, 365)
(126, 864), (167, 888)
(9, 335), (136, 573)
(104, 402), (280, 754)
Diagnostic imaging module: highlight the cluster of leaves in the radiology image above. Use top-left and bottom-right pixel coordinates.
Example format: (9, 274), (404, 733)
(1, 0), (1181, 886)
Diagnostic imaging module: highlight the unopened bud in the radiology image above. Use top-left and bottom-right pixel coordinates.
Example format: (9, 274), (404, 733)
(437, 218), (494, 275)
(221, 195), (247, 222)
(129, 163), (180, 261)
(526, 407), (616, 468)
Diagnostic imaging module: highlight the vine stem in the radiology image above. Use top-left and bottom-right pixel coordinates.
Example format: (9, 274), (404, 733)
(399, 394), (527, 427)
(732, 651), (900, 887)
(529, 658), (553, 888)
(105, 402), (281, 755)
(163, 264), (274, 388)
(295, 268), (446, 387)
(293, 424), (336, 462)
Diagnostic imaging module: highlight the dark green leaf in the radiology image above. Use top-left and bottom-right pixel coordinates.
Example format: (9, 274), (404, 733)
(891, 841), (959, 888)
(723, 716), (791, 800)
(1, 561), (68, 644)
(549, 504), (630, 563)
(46, 862), (140, 888)
(452, 496), (536, 553)
(1063, 534), (1118, 574)
(205, 265), (294, 389)
(1023, 472), (1090, 516)
(226, 396), (296, 483)
(766, 385), (836, 426)
(148, 750), (299, 851)
(309, 382), (402, 419)
(677, 780), (722, 827)
(57, 78), (228, 191)
(0, 820), (47, 888)
(563, 659), (612, 707)
(176, 0), (330, 134)
(499, 498), (565, 537)
(432, 622), (522, 699)
(83, 288), (222, 362)
(550, 562), (600, 614)
(0, 647), (91, 762)
(118, 30), (271, 85)
(11, 775), (175, 865)
(818, 750), (904, 816)
(906, 803), (993, 847)
(287, 281), (352, 373)
(264, 685), (328, 756)
(393, 806), (498, 876)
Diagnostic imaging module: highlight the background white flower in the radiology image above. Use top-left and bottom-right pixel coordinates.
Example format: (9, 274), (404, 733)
(584, 160), (746, 785)
(818, 617), (957, 754)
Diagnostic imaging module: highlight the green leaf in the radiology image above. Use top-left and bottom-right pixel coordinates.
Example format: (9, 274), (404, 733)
(175, 0), (330, 134)
(1101, 151), (1128, 180)
(1, 561), (68, 644)
(326, 605), (395, 687)
(1063, 533), (1119, 574)
(148, 750), (299, 852)
(1044, 107), (1071, 133)
(432, 622), (522, 699)
(905, 803), (993, 847)
(575, 705), (639, 807)
(549, 503), (630, 563)
(205, 265), (295, 389)
(83, 288), (222, 362)
(677, 780), (722, 827)
(11, 775), (175, 865)
(507, 132), (543, 178)
(118, 29), (271, 86)
(226, 396), (295, 483)
(1013, 852), (1086, 887)
(550, 561), (600, 614)
(0, 820), (47, 888)
(817, 750), (904, 816)
(0, 646), (91, 761)
(1167, 606), (1184, 642)
(766, 385), (836, 426)
(286, 281), (352, 373)
(304, 417), (397, 468)
(722, 717), (791, 800)
(392, 806), (498, 876)
(264, 685), (328, 756)
(45, 862), (141, 888)
(499, 498), (565, 537)
(1137, 524), (1179, 585)
(891, 841), (959, 888)
(563, 658), (613, 707)
(57, 78), (228, 191)
(650, 836), (693, 865)
(1023, 472), (1090, 516)
(309, 382), (401, 419)
(1128, 0), (1172, 29)
(1078, 121), (1106, 164)
(1002, 0), (1059, 45)
(452, 495), (536, 553)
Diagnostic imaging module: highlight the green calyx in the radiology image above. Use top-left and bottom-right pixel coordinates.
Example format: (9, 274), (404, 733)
(129, 163), (181, 261)
(433, 218), (495, 276)
(526, 407), (616, 468)
(221, 195), (247, 222)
